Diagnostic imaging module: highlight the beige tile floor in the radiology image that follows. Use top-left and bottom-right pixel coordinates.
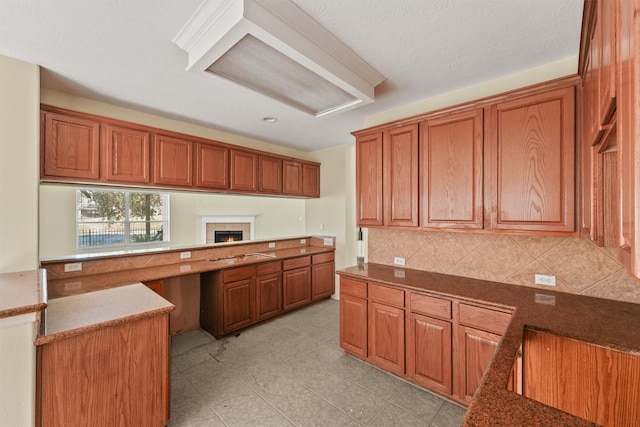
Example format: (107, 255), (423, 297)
(169, 298), (466, 426)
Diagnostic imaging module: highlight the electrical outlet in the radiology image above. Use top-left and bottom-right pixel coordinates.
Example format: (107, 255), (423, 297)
(268, 242), (276, 248)
(64, 262), (82, 272)
(300, 239), (306, 244)
(394, 257), (405, 266)
(535, 274), (556, 286)
(394, 269), (406, 278)
(180, 265), (192, 273)
(180, 251), (191, 259)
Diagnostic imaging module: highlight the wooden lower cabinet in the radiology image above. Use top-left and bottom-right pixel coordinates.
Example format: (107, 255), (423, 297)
(368, 284), (406, 376)
(255, 261), (282, 321)
(37, 313), (170, 427)
(407, 312), (452, 395)
(311, 252), (335, 300)
(283, 257), (311, 310)
(339, 277), (512, 406)
(223, 278), (254, 332)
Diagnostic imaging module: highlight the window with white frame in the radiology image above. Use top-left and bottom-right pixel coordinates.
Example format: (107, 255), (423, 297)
(76, 189), (169, 249)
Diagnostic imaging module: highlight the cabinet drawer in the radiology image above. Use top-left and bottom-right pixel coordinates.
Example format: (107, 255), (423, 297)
(256, 261), (281, 276)
(222, 266), (255, 283)
(312, 252), (334, 264)
(369, 284), (404, 308)
(340, 278), (367, 298)
(459, 303), (512, 334)
(283, 256), (311, 270)
(409, 292), (451, 319)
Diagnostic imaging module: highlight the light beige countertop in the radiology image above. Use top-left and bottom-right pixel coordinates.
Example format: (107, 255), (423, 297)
(0, 269), (47, 319)
(35, 283), (174, 345)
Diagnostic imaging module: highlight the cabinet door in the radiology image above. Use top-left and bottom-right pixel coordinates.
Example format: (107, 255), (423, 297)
(598, 0), (616, 126)
(616, 0), (640, 279)
(282, 266), (311, 310)
(368, 300), (405, 375)
(153, 134), (193, 187)
(311, 261), (335, 300)
(42, 112), (100, 180)
(282, 160), (303, 195)
(339, 294), (368, 358)
(302, 163), (320, 197)
(355, 132), (383, 226)
(194, 142), (229, 189)
(420, 109), (483, 229)
(230, 149), (257, 192)
(456, 325), (501, 404)
(258, 155), (282, 193)
(256, 273), (281, 321)
(383, 123), (419, 227)
(487, 87), (575, 232)
(407, 312), (452, 395)
(104, 124), (151, 184)
(223, 279), (254, 333)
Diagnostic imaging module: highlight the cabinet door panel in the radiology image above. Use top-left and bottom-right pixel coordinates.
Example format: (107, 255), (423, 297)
(230, 149), (257, 192)
(356, 133), (383, 226)
(302, 163), (320, 197)
(383, 124), (419, 226)
(340, 294), (368, 358)
(43, 112), (100, 180)
(104, 125), (150, 183)
(195, 142), (229, 189)
(258, 155), (282, 193)
(368, 301), (405, 375)
(598, 0), (616, 126)
(282, 160), (303, 195)
(489, 87), (575, 232)
(421, 109), (483, 228)
(256, 273), (281, 321)
(311, 261), (335, 300)
(283, 266), (311, 310)
(223, 279), (254, 332)
(407, 313), (452, 395)
(153, 135), (193, 187)
(457, 325), (501, 403)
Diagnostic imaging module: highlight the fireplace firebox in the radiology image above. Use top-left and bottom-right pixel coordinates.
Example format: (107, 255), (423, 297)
(214, 230), (243, 243)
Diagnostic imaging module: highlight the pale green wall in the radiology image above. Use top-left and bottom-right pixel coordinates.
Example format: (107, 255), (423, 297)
(0, 54), (39, 427)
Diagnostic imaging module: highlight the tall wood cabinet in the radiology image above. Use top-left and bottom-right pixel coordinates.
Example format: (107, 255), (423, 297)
(355, 132), (383, 226)
(383, 124), (419, 227)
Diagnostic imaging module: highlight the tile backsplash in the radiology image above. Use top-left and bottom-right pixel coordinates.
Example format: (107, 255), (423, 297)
(368, 229), (640, 304)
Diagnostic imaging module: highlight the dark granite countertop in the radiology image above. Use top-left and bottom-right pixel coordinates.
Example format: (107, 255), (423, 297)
(47, 245), (334, 299)
(338, 263), (640, 427)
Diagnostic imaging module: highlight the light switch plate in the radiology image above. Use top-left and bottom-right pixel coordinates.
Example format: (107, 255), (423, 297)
(535, 274), (556, 286)
(394, 257), (405, 266)
(64, 262), (82, 272)
(268, 242), (276, 248)
(180, 251), (192, 259)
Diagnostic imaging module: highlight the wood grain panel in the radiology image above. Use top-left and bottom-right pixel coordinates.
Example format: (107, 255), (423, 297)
(420, 109), (483, 229)
(369, 283), (404, 308)
(340, 277), (367, 298)
(153, 134), (193, 187)
(256, 272), (281, 321)
(104, 124), (150, 183)
(283, 256), (310, 270)
(340, 293), (368, 358)
(311, 261), (335, 300)
(523, 328), (640, 426)
(489, 87), (575, 232)
(194, 142), (229, 189)
(383, 123), (419, 227)
(458, 303), (511, 334)
(43, 112), (100, 180)
(222, 279), (254, 332)
(230, 149), (257, 192)
(368, 300), (405, 375)
(282, 160), (302, 195)
(407, 312), (452, 394)
(258, 155), (282, 193)
(356, 132), (383, 226)
(457, 325), (501, 403)
(302, 163), (320, 197)
(282, 266), (311, 310)
(409, 292), (452, 319)
(38, 314), (169, 427)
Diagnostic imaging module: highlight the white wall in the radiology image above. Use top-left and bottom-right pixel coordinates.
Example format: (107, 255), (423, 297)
(0, 54), (39, 427)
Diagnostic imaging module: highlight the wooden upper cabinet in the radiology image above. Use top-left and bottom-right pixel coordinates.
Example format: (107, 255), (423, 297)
(42, 111), (100, 180)
(258, 155), (282, 193)
(194, 142), (229, 190)
(282, 160), (303, 195)
(355, 132), (383, 226)
(420, 109), (484, 229)
(230, 149), (258, 192)
(302, 163), (320, 198)
(103, 124), (151, 184)
(153, 134), (193, 187)
(383, 123), (419, 227)
(487, 87), (576, 233)
(598, 0), (616, 127)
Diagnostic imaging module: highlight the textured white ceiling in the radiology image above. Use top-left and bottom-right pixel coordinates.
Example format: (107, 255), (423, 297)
(0, 0), (583, 151)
